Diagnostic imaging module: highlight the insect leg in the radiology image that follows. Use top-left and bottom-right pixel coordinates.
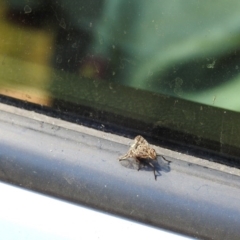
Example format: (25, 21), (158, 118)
(160, 155), (171, 164)
(148, 162), (157, 180)
(118, 154), (128, 161)
(135, 158), (141, 171)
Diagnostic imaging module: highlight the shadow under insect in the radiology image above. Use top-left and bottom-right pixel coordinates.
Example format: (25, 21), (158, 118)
(119, 156), (171, 180)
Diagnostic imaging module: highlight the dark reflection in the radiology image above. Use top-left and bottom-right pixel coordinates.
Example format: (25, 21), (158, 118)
(5, 0), (105, 74)
(151, 50), (240, 95)
(6, 1), (53, 28)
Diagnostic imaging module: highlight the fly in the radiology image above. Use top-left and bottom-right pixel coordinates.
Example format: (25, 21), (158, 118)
(119, 135), (171, 180)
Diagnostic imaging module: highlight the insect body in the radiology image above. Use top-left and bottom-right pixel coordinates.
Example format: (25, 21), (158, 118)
(119, 135), (169, 180)
(119, 135), (157, 160)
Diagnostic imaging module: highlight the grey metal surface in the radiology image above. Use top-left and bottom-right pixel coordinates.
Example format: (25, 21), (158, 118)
(0, 108), (240, 239)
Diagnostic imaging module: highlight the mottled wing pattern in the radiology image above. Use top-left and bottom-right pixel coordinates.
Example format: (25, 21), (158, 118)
(119, 135), (157, 160)
(132, 144), (157, 160)
(133, 135), (149, 148)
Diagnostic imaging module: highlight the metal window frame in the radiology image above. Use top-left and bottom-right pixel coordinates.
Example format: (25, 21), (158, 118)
(0, 103), (240, 240)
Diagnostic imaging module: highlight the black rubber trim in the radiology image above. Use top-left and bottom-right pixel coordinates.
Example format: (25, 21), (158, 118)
(0, 94), (240, 170)
(0, 108), (240, 240)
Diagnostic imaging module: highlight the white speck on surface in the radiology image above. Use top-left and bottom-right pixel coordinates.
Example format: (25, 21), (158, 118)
(24, 5), (32, 14)
(207, 59), (216, 69)
(59, 18), (66, 29)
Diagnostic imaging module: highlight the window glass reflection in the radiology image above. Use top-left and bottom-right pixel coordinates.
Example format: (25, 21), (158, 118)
(2, 0), (240, 110)
(1, 0), (240, 158)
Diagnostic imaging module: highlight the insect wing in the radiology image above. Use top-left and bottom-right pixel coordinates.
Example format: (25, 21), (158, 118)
(133, 145), (157, 160)
(119, 158), (140, 170)
(133, 135), (149, 149)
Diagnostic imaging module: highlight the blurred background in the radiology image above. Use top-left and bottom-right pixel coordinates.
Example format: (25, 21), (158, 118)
(1, 0), (240, 111)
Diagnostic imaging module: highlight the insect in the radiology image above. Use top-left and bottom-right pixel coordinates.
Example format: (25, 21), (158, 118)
(119, 135), (170, 180)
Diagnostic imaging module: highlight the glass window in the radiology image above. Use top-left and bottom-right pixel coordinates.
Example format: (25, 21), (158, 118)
(1, 0), (240, 161)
